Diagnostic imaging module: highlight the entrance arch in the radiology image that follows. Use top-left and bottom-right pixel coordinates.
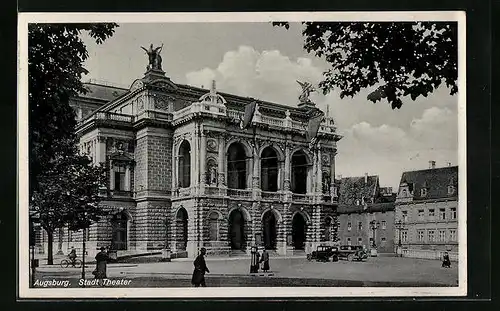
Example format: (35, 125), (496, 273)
(262, 210), (278, 250)
(229, 209), (246, 249)
(111, 211), (130, 251)
(175, 207), (188, 251)
(292, 212), (307, 250)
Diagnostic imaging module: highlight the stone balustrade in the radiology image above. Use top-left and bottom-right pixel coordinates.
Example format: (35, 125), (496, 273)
(227, 188), (253, 198)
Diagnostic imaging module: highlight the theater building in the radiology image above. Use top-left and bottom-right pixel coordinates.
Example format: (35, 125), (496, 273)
(395, 162), (459, 260)
(38, 53), (342, 258)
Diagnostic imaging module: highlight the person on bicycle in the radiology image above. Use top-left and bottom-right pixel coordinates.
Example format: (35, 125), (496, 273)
(68, 248), (77, 266)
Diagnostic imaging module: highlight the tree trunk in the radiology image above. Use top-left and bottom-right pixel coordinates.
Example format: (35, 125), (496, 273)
(46, 229), (54, 265)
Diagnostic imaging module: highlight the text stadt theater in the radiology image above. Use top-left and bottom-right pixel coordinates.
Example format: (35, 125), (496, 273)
(61, 53), (342, 258)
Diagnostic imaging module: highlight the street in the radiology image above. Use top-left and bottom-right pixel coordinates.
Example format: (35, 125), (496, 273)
(33, 256), (459, 288)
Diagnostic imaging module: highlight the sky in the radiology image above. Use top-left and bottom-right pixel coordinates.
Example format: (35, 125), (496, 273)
(81, 23), (459, 190)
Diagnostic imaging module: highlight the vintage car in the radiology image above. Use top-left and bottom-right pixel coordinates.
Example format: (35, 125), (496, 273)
(307, 245), (339, 262)
(337, 245), (369, 261)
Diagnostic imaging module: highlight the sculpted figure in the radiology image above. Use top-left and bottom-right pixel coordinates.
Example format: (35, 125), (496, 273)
(297, 80), (316, 103)
(141, 43), (163, 71)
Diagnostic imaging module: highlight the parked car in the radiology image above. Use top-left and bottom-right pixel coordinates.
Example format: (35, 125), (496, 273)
(337, 245), (368, 261)
(307, 245), (339, 262)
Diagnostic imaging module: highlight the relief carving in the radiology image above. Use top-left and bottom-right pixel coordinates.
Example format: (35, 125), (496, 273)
(207, 139), (217, 152)
(321, 154), (331, 166)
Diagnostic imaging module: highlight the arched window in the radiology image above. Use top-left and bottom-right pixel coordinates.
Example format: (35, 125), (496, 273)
(261, 147), (279, 192)
(227, 143), (247, 189)
(291, 150), (310, 194)
(178, 140), (191, 188)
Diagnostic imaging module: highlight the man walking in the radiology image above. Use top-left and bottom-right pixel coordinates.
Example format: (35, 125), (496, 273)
(191, 248), (210, 287)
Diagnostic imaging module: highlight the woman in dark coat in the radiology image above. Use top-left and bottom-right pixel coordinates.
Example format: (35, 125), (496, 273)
(260, 249), (270, 272)
(94, 247), (109, 279)
(191, 248), (210, 287)
(442, 252), (451, 268)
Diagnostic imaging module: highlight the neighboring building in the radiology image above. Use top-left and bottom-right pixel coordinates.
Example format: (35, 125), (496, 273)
(337, 174), (396, 253)
(395, 162), (459, 260)
(37, 55), (342, 258)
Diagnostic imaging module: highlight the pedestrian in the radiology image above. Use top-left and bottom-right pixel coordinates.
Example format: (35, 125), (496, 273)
(93, 247), (109, 282)
(442, 252), (451, 268)
(191, 248), (210, 287)
(260, 249), (270, 273)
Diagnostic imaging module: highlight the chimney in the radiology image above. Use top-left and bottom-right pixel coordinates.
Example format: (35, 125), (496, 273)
(364, 173), (368, 184)
(447, 162), (452, 167)
(429, 161), (436, 169)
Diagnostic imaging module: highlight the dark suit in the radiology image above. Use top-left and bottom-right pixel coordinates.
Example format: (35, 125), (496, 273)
(191, 254), (210, 287)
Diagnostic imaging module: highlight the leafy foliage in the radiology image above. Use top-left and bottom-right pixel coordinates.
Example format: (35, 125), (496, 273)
(273, 22), (457, 109)
(29, 23), (118, 194)
(28, 23), (117, 264)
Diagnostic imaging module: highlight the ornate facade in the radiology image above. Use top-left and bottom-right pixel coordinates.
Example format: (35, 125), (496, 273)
(58, 63), (342, 258)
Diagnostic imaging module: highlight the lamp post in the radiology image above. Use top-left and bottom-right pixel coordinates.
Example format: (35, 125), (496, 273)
(395, 220), (404, 257)
(369, 220), (379, 257)
(81, 211), (88, 283)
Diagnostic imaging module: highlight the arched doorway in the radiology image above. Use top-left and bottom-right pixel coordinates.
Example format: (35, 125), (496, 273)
(262, 211), (277, 250)
(261, 147), (279, 192)
(176, 208), (188, 251)
(291, 150), (309, 194)
(292, 213), (307, 250)
(178, 140), (191, 188)
(229, 209), (245, 249)
(111, 211), (129, 251)
(227, 143), (247, 189)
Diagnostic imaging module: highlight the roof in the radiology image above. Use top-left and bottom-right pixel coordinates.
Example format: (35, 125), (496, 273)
(338, 175), (379, 205)
(398, 166), (459, 200)
(337, 202), (395, 214)
(79, 83), (129, 102)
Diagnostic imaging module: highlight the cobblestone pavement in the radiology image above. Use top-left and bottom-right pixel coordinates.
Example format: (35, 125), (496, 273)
(33, 256), (459, 287)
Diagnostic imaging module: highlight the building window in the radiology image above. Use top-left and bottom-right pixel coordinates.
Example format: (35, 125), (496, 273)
(450, 208), (457, 220)
(449, 229), (457, 242)
(357, 237), (363, 245)
(439, 208), (446, 220)
(114, 166), (126, 191)
(428, 230), (435, 242)
(418, 210), (424, 221)
(401, 230), (408, 243)
(358, 222), (363, 231)
(428, 209), (435, 218)
(417, 230), (425, 242)
(421, 188), (427, 197)
(369, 237), (373, 244)
(208, 212), (220, 241)
(439, 230), (446, 242)
(347, 222), (351, 231)
(402, 211), (408, 223)
(381, 221), (386, 229)
(347, 238), (351, 245)
(381, 237), (386, 243)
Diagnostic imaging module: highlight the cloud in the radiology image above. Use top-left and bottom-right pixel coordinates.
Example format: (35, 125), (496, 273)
(185, 45), (459, 189)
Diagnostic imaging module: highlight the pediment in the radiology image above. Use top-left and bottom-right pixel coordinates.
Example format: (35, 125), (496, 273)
(109, 151), (134, 163)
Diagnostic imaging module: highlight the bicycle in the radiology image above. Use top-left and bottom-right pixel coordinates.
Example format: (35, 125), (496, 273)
(60, 258), (82, 268)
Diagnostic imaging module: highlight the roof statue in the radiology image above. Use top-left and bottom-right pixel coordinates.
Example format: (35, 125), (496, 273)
(297, 80), (316, 103)
(141, 43), (163, 71)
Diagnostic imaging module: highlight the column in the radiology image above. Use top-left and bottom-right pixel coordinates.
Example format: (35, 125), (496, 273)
(252, 144), (260, 189)
(200, 129), (207, 192)
(109, 161), (115, 190)
(217, 135), (226, 186)
(316, 147), (323, 196)
(190, 126), (198, 190)
(171, 144), (177, 193)
(124, 166), (131, 191)
(96, 136), (107, 164)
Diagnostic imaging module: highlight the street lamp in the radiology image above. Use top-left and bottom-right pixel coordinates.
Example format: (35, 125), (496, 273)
(81, 211), (88, 283)
(369, 220), (379, 257)
(395, 220), (404, 257)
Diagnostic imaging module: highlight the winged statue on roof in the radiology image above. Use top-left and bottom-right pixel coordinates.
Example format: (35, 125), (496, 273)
(297, 80), (316, 103)
(141, 43), (164, 71)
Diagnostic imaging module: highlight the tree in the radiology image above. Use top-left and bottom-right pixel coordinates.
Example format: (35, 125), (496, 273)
(28, 23), (117, 264)
(29, 23), (118, 195)
(273, 22), (457, 109)
(31, 151), (107, 265)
